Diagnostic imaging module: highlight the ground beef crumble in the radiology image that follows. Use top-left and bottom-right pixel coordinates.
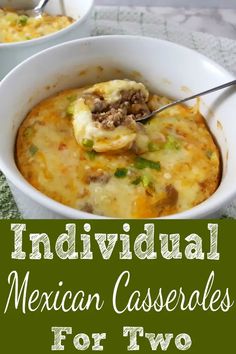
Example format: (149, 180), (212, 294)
(84, 89), (151, 130)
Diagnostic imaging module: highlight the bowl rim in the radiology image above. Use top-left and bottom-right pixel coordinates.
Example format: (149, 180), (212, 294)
(1, 34), (236, 219)
(0, 0), (94, 48)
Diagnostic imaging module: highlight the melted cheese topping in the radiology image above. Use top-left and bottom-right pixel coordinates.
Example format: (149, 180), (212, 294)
(0, 8), (74, 43)
(73, 80), (148, 152)
(86, 80), (149, 104)
(16, 82), (221, 218)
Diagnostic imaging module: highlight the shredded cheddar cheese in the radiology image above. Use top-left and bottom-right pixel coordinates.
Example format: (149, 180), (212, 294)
(16, 81), (221, 218)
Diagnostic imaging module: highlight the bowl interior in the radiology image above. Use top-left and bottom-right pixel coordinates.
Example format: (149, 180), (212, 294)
(0, 0), (92, 19)
(0, 36), (235, 218)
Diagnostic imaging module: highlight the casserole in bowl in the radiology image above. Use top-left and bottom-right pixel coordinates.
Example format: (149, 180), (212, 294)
(0, 36), (235, 219)
(0, 0), (94, 79)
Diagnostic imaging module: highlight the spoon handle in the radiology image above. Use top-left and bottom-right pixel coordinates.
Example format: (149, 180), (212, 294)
(35, 0), (51, 11)
(138, 79), (236, 121)
(168, 79), (236, 106)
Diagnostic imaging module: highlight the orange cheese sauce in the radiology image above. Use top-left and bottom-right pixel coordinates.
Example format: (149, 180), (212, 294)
(16, 87), (221, 218)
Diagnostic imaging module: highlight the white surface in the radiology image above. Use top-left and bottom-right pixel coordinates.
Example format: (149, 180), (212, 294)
(92, 6), (236, 73)
(96, 0), (236, 8)
(94, 6), (236, 40)
(136, 7), (236, 40)
(0, 0), (94, 79)
(1, 35), (236, 219)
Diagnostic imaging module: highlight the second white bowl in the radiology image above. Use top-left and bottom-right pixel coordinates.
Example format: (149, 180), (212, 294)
(0, 0), (94, 79)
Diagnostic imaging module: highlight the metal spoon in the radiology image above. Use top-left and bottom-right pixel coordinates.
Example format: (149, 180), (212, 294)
(136, 79), (236, 122)
(21, 0), (51, 18)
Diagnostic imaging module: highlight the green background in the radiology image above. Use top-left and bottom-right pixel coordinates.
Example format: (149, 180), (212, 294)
(0, 220), (235, 353)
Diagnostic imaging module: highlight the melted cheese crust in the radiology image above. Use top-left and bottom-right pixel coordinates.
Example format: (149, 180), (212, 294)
(85, 80), (149, 104)
(16, 85), (221, 218)
(0, 8), (74, 43)
(73, 80), (148, 152)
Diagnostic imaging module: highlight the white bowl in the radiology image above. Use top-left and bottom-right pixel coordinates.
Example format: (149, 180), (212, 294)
(0, 35), (236, 219)
(0, 0), (94, 79)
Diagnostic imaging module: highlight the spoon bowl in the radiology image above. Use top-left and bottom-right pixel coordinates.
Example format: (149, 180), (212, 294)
(20, 0), (51, 18)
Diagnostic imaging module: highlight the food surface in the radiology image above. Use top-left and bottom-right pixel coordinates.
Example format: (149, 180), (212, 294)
(0, 8), (74, 43)
(16, 79), (221, 218)
(73, 80), (150, 152)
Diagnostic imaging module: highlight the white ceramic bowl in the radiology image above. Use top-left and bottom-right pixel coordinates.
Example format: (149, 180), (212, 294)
(0, 35), (236, 219)
(0, 0), (94, 79)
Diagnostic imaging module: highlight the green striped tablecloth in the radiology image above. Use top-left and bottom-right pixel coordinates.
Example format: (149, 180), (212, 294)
(0, 173), (21, 219)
